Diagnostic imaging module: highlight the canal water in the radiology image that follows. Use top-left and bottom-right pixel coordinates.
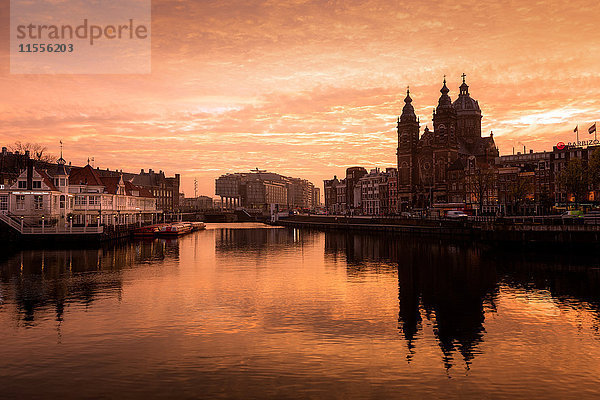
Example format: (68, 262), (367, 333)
(0, 223), (599, 399)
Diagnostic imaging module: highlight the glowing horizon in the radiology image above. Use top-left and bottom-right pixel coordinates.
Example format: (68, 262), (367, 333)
(1, 0), (599, 197)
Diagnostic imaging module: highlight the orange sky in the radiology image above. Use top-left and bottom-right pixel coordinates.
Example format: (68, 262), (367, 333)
(1, 0), (600, 197)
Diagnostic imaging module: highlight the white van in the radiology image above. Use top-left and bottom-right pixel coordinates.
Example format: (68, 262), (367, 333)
(446, 210), (468, 220)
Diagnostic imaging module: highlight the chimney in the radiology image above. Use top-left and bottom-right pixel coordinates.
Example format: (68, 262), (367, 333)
(530, 149), (533, 154)
(24, 150), (30, 158)
(141, 169), (144, 174)
(1, 147), (6, 155)
(26, 158), (33, 190)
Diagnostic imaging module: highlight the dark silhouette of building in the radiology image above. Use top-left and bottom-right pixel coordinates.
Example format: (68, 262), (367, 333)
(397, 76), (499, 210)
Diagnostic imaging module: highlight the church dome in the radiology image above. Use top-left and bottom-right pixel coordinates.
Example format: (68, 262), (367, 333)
(437, 78), (452, 109)
(400, 88), (417, 122)
(452, 75), (481, 115)
(453, 96), (481, 114)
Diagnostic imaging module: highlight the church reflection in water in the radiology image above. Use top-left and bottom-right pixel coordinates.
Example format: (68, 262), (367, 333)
(2, 227), (599, 373)
(0, 239), (178, 326)
(324, 231), (600, 370)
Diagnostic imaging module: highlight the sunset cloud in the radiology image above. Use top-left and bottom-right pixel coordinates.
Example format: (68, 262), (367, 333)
(1, 0), (599, 195)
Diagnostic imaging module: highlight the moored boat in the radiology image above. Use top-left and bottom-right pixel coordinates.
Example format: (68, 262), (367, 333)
(133, 224), (165, 237)
(190, 222), (206, 231)
(157, 223), (193, 236)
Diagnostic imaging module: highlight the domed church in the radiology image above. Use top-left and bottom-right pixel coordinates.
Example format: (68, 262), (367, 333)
(396, 75), (498, 210)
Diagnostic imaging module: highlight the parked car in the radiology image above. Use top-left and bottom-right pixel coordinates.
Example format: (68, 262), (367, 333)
(446, 210), (468, 220)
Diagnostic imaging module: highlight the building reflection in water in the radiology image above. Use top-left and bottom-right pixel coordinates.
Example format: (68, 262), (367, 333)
(215, 226), (319, 258)
(1, 227), (599, 378)
(0, 239), (177, 327)
(324, 231), (600, 370)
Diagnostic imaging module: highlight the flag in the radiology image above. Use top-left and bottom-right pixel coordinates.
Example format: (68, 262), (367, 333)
(574, 125), (579, 133)
(589, 123), (596, 135)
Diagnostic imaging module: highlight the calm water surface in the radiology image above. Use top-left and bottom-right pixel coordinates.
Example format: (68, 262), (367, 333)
(1, 223), (599, 399)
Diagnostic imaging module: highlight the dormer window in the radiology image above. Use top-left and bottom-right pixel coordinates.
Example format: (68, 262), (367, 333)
(18, 181), (26, 189)
(33, 181), (42, 189)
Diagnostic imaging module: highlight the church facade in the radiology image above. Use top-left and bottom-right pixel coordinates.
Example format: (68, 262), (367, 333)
(396, 76), (498, 210)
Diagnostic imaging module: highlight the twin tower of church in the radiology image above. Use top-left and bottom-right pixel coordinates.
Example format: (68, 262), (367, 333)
(396, 75), (498, 207)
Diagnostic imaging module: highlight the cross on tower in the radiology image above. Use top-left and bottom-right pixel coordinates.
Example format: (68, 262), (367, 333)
(462, 73), (466, 83)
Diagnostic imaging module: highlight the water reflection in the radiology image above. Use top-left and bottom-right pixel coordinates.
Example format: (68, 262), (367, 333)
(1, 226), (600, 398)
(215, 226), (316, 253)
(324, 232), (600, 370)
(0, 239), (177, 326)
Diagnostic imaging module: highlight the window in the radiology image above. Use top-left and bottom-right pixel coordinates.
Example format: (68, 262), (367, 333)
(60, 195), (65, 209)
(0, 195), (7, 211)
(75, 195), (87, 206)
(34, 195), (43, 210)
(16, 195), (25, 210)
(33, 181), (42, 189)
(18, 181), (26, 189)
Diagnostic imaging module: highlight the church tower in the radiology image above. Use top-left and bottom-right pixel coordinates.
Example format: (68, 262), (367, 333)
(431, 77), (458, 203)
(397, 88), (420, 210)
(433, 77), (457, 145)
(453, 74), (482, 144)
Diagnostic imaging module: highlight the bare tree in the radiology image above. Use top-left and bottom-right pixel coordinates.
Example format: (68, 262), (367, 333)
(9, 141), (56, 163)
(589, 149), (600, 187)
(509, 173), (533, 215)
(558, 159), (589, 206)
(468, 166), (496, 215)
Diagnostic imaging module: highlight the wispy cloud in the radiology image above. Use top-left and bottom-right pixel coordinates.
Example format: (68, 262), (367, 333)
(1, 0), (599, 195)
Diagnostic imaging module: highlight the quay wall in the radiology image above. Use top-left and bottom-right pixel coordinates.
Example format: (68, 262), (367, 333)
(275, 216), (600, 246)
(0, 223), (142, 244)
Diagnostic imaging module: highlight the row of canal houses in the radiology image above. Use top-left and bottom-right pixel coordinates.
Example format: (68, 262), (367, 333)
(0, 154), (160, 230)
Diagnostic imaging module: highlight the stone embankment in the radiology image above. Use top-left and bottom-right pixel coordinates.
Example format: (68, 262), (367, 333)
(275, 215), (600, 246)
